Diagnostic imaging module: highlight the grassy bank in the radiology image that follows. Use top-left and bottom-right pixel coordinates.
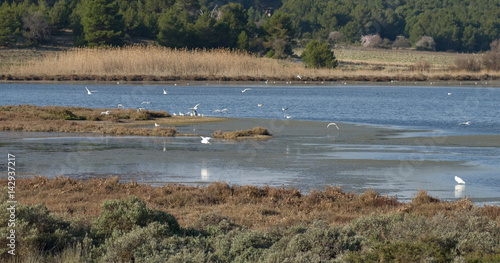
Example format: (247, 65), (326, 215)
(1, 46), (499, 82)
(0, 176), (499, 262)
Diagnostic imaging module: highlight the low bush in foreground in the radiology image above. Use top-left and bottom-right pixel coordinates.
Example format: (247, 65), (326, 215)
(0, 179), (499, 262)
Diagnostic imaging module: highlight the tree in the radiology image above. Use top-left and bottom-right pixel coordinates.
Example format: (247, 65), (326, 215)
(22, 11), (51, 45)
(0, 2), (15, 47)
(416, 36), (436, 51)
(82, 0), (125, 47)
(263, 13), (295, 59)
(300, 40), (337, 69)
(157, 8), (194, 48)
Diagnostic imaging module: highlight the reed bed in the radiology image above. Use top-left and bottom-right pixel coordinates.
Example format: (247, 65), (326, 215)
(2, 45), (499, 82)
(3, 46), (305, 80)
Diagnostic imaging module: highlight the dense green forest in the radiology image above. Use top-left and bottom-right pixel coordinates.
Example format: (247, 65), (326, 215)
(0, 0), (499, 54)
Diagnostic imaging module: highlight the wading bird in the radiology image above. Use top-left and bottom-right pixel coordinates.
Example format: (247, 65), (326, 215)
(327, 122), (339, 130)
(200, 136), (212, 145)
(455, 176), (465, 184)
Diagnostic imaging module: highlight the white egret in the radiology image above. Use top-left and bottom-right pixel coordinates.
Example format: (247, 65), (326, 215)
(241, 88), (251, 93)
(327, 122), (339, 130)
(200, 136), (212, 145)
(454, 176), (465, 184)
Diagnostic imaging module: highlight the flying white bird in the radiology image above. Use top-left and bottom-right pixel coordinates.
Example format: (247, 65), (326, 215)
(163, 89), (167, 95)
(241, 88), (252, 93)
(100, 110), (111, 116)
(85, 87), (92, 95)
(285, 115), (292, 119)
(454, 176), (465, 184)
(141, 101), (151, 104)
(327, 122), (340, 130)
(190, 103), (200, 111)
(117, 104), (124, 109)
(258, 104), (263, 107)
(297, 75), (302, 79)
(282, 107), (288, 111)
(448, 92), (452, 95)
(200, 136), (212, 145)
(459, 121), (471, 125)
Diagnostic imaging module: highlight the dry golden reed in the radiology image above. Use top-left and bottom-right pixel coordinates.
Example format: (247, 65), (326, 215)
(2, 45), (499, 81)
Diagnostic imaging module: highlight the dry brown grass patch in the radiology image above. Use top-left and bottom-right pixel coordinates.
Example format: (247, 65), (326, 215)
(211, 126), (272, 140)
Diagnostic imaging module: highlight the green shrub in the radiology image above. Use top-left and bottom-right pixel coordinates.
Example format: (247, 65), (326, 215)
(300, 40), (338, 69)
(91, 196), (180, 241)
(0, 199), (76, 260)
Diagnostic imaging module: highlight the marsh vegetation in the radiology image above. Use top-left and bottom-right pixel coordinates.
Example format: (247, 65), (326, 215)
(0, 176), (499, 262)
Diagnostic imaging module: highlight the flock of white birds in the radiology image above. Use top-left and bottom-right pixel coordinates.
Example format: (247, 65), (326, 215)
(85, 85), (469, 186)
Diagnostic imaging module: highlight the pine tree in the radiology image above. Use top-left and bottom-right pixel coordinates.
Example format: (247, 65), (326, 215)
(82, 0), (124, 47)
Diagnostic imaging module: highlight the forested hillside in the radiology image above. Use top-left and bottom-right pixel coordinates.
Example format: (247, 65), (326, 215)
(0, 0), (499, 54)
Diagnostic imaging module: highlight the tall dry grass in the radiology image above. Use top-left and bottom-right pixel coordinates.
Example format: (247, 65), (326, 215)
(2, 45), (499, 81)
(3, 46), (306, 80)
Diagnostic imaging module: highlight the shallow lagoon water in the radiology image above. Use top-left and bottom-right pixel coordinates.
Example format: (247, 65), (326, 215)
(1, 83), (499, 204)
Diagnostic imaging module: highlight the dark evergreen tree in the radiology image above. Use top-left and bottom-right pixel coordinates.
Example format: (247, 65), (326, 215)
(82, 0), (125, 47)
(301, 40), (337, 69)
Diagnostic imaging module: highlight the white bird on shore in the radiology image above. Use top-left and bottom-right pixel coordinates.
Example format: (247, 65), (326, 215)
(455, 176), (465, 184)
(100, 110), (111, 116)
(163, 89), (167, 95)
(327, 122), (340, 130)
(200, 136), (212, 145)
(154, 123), (160, 127)
(459, 121), (471, 125)
(242, 88), (251, 93)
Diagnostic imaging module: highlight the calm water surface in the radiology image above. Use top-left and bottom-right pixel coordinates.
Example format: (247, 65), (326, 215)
(1, 82), (499, 204)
